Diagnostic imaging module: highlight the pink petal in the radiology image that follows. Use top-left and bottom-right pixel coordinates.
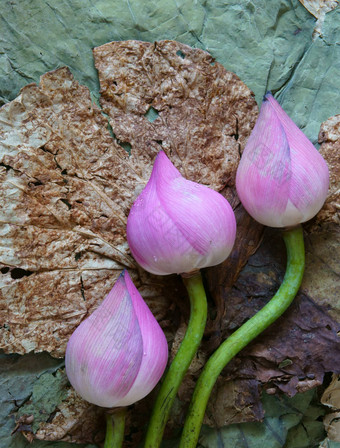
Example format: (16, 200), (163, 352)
(116, 271), (168, 406)
(265, 94), (329, 223)
(65, 272), (168, 408)
(65, 274), (143, 407)
(236, 98), (293, 227)
(127, 151), (236, 275)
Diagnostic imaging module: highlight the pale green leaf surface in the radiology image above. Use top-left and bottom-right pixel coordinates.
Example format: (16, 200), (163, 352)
(0, 0), (339, 143)
(277, 7), (340, 144)
(0, 353), (94, 447)
(17, 370), (68, 432)
(198, 390), (324, 448)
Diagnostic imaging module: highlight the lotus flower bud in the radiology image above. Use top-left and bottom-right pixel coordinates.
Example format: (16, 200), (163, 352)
(127, 151), (236, 276)
(236, 93), (329, 228)
(65, 270), (168, 408)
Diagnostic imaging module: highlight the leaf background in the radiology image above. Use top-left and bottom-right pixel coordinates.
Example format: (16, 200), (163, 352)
(1, 0), (339, 447)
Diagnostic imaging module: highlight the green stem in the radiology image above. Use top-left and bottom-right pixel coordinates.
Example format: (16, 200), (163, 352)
(104, 408), (127, 448)
(179, 226), (305, 448)
(144, 272), (208, 448)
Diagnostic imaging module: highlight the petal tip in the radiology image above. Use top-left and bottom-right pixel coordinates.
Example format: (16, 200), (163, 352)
(263, 91), (273, 101)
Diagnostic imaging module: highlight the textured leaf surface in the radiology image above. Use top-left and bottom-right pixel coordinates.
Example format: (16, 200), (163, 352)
(0, 353), (96, 448)
(322, 375), (340, 443)
(0, 43), (259, 445)
(1, 0), (339, 143)
(0, 0), (339, 446)
(199, 390), (324, 448)
(299, 0), (339, 37)
(0, 45), (257, 357)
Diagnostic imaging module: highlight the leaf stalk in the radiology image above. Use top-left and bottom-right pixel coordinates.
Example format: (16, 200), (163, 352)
(144, 272), (208, 448)
(179, 225), (305, 448)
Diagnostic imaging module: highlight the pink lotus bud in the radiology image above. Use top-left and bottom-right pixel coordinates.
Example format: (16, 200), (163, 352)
(236, 93), (329, 228)
(65, 270), (168, 408)
(127, 151), (236, 275)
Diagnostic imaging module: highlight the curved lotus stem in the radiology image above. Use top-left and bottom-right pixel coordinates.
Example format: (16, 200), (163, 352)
(179, 225), (305, 448)
(144, 272), (208, 448)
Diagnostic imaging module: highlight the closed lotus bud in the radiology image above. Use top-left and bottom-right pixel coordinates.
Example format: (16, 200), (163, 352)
(236, 93), (329, 228)
(127, 151), (236, 276)
(65, 270), (168, 408)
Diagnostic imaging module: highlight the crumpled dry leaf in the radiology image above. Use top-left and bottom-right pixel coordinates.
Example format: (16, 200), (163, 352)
(303, 223), (340, 322)
(316, 114), (340, 227)
(0, 41), (257, 358)
(93, 40), (257, 204)
(298, 0), (339, 37)
(322, 375), (340, 442)
(199, 231), (340, 427)
(0, 41), (259, 443)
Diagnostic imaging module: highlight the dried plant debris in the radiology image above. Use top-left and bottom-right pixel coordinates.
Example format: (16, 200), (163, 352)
(317, 114), (340, 227)
(298, 0), (339, 37)
(93, 40), (257, 204)
(303, 223), (340, 322)
(0, 41), (257, 358)
(322, 375), (340, 443)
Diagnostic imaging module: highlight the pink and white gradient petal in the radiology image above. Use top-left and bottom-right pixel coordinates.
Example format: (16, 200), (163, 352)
(236, 98), (291, 227)
(117, 272), (168, 406)
(236, 93), (329, 228)
(65, 271), (168, 408)
(127, 151), (236, 275)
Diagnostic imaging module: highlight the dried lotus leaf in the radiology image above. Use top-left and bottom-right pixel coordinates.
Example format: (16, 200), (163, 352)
(93, 39), (258, 204)
(0, 43), (258, 359)
(317, 114), (340, 227)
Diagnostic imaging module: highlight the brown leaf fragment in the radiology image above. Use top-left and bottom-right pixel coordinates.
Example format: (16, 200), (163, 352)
(93, 40), (257, 203)
(322, 375), (340, 410)
(205, 379), (264, 426)
(316, 114), (340, 227)
(204, 227), (340, 426)
(303, 223), (340, 321)
(322, 375), (340, 442)
(0, 66), (142, 356)
(298, 0), (338, 37)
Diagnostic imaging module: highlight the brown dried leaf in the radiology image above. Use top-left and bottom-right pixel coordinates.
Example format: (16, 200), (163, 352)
(93, 40), (257, 205)
(322, 375), (340, 442)
(0, 41), (259, 443)
(202, 225), (340, 427)
(205, 379), (263, 427)
(303, 223), (340, 321)
(298, 0), (339, 37)
(317, 114), (340, 227)
(0, 42), (257, 359)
